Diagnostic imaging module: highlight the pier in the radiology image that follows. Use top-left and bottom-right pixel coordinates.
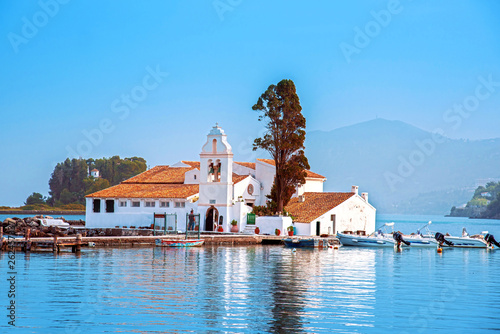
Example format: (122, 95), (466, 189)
(1, 227), (339, 252)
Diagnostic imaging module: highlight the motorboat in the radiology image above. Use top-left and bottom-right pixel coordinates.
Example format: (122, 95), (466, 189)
(417, 221), (490, 248)
(283, 237), (330, 248)
(336, 223), (398, 247)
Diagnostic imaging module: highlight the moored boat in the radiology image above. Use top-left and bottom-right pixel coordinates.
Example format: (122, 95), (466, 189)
(417, 222), (490, 248)
(283, 237), (330, 248)
(155, 239), (204, 247)
(336, 223), (397, 247)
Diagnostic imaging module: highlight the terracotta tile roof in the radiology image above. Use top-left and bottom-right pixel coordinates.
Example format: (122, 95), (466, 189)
(285, 192), (354, 223)
(257, 158), (276, 166)
(233, 174), (250, 184)
(122, 166), (193, 184)
(181, 161), (200, 169)
(305, 170), (326, 179)
(234, 161), (256, 169)
(86, 184), (199, 199)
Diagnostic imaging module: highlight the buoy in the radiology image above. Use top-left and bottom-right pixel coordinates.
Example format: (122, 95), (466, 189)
(437, 247), (442, 253)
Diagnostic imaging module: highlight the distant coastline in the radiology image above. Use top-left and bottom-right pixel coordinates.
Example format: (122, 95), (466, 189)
(0, 210), (85, 215)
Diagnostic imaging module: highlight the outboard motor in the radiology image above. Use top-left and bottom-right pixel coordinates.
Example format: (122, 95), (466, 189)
(435, 232), (454, 246)
(393, 232), (410, 246)
(485, 234), (500, 248)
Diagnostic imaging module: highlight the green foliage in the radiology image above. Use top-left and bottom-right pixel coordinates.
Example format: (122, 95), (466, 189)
(48, 156), (146, 205)
(83, 178), (111, 195)
(252, 79), (310, 212)
(20, 203), (52, 211)
(467, 198), (489, 207)
(484, 193), (500, 218)
(25, 192), (47, 205)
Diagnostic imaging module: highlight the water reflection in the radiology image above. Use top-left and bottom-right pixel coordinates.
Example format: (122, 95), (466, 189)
(1, 245), (499, 333)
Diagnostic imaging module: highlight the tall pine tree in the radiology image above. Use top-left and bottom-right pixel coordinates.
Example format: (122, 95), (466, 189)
(252, 79), (310, 213)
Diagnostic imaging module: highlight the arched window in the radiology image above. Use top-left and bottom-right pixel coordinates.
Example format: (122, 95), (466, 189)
(212, 139), (217, 153)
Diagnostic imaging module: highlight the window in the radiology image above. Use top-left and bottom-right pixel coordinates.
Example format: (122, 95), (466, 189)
(209, 199), (216, 204)
(160, 201), (169, 208)
(145, 201), (155, 207)
(93, 199), (101, 213)
(105, 200), (115, 213)
(194, 175), (197, 180)
(132, 201), (140, 207)
(174, 202), (185, 208)
(119, 201), (127, 207)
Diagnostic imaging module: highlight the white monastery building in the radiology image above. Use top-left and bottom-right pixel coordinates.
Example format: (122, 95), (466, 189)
(85, 124), (376, 235)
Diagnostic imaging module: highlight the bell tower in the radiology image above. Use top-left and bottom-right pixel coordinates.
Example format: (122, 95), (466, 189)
(199, 124), (233, 231)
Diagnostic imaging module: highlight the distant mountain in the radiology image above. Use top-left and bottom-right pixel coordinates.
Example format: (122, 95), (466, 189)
(305, 119), (500, 214)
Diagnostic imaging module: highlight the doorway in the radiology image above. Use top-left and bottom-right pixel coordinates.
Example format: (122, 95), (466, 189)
(316, 221), (321, 236)
(205, 206), (219, 231)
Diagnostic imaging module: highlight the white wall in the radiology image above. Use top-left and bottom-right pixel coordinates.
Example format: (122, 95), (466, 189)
(233, 176), (261, 206)
(255, 216), (292, 236)
(303, 195), (376, 236)
(85, 197), (198, 230)
(184, 169), (200, 184)
(255, 160), (275, 206)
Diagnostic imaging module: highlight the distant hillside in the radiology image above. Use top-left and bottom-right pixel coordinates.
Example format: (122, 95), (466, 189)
(305, 119), (500, 214)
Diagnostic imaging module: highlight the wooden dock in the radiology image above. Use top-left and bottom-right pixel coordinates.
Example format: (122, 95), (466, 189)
(0, 227), (339, 252)
(1, 228), (84, 253)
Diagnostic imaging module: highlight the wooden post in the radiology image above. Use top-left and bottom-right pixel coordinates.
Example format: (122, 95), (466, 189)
(26, 228), (31, 252)
(53, 236), (58, 252)
(75, 234), (82, 253)
(0, 226), (3, 251)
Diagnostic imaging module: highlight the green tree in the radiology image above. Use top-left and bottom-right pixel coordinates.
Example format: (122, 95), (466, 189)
(252, 79), (310, 213)
(25, 192), (47, 205)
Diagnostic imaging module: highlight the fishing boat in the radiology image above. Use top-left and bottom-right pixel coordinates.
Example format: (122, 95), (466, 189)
(283, 237), (330, 248)
(155, 239), (204, 247)
(336, 223), (398, 247)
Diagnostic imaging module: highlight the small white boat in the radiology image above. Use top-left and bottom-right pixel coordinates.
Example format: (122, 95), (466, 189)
(337, 223), (398, 248)
(418, 222), (489, 248)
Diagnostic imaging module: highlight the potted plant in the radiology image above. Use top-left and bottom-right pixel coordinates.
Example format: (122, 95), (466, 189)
(217, 225), (224, 232)
(275, 228), (281, 236)
(230, 219), (238, 233)
(287, 225), (294, 236)
(254, 226), (260, 234)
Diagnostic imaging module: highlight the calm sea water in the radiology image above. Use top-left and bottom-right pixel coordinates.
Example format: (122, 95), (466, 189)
(0, 214), (85, 222)
(1, 214), (499, 333)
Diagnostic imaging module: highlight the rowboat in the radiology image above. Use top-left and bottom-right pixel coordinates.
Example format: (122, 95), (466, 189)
(155, 239), (204, 247)
(283, 237), (330, 248)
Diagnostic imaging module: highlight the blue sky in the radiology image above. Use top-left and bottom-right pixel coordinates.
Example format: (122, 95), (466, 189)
(0, 0), (499, 206)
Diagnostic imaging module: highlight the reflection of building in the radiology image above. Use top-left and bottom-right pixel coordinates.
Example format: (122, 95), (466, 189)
(85, 124), (376, 235)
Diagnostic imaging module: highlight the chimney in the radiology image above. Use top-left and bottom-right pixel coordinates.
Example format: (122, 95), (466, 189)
(351, 185), (359, 195)
(298, 195), (305, 203)
(362, 192), (368, 203)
